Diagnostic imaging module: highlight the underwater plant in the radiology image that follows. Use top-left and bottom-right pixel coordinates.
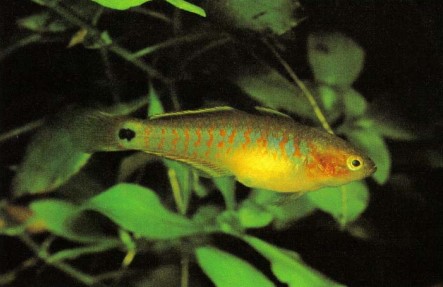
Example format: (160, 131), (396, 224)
(1, 1), (441, 286)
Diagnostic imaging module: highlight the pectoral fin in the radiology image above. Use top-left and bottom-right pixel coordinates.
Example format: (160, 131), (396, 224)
(147, 151), (232, 177)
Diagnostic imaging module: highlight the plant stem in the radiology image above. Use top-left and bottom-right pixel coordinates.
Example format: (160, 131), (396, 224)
(263, 38), (334, 134)
(0, 34), (42, 62)
(99, 47), (120, 103)
(263, 39), (356, 229)
(0, 257), (39, 285)
(40, 0), (170, 83)
(180, 255), (190, 287)
(130, 33), (213, 59)
(130, 7), (172, 24)
(0, 119), (44, 144)
(18, 234), (104, 286)
(168, 169), (186, 215)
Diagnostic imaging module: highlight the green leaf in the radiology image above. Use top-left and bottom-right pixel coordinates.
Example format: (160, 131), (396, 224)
(242, 236), (344, 287)
(216, 210), (243, 234)
(196, 246), (275, 287)
(166, 0), (206, 17)
(30, 200), (109, 243)
(147, 83), (165, 116)
(234, 65), (341, 122)
(192, 205), (222, 226)
(91, 0), (153, 10)
(83, 31), (113, 49)
(213, 176), (236, 210)
(83, 183), (206, 239)
(13, 122), (92, 195)
(307, 181), (369, 226)
(308, 32), (365, 87)
(234, 65), (306, 114)
(368, 112), (417, 141)
(317, 85), (339, 112)
(192, 172), (210, 197)
(345, 128), (391, 184)
(17, 12), (71, 33)
(164, 159), (193, 214)
(91, 0), (206, 16)
(204, 0), (299, 35)
(238, 201), (273, 228)
(13, 108), (123, 196)
(343, 88), (368, 118)
(57, 171), (104, 203)
(271, 196), (316, 229)
(117, 152), (157, 182)
(245, 189), (316, 229)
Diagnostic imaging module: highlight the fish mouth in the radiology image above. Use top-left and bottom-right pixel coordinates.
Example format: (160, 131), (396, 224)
(365, 156), (377, 176)
(368, 162), (377, 175)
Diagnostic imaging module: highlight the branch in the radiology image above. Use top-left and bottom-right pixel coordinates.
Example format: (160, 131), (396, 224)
(18, 234), (101, 286)
(0, 119), (45, 144)
(39, 0), (170, 83)
(263, 38), (334, 134)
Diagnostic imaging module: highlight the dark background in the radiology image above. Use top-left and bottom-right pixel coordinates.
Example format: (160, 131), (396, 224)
(1, 1), (442, 286)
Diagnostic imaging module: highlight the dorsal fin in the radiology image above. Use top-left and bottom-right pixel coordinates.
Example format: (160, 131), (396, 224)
(254, 106), (294, 120)
(149, 106), (236, 120)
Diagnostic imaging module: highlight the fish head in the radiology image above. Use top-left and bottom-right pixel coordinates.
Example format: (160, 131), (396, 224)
(304, 134), (376, 189)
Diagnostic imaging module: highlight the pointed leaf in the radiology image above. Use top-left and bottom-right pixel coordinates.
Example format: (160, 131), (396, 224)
(369, 114), (417, 141)
(307, 181), (369, 226)
(0, 204), (46, 235)
(13, 124), (91, 196)
(317, 85), (339, 112)
(91, 0), (153, 10)
(17, 12), (70, 33)
(204, 0), (299, 35)
(234, 66), (342, 122)
(147, 83), (165, 116)
(11, 107), (121, 196)
(246, 189), (316, 229)
(343, 88), (368, 118)
(92, 0), (205, 16)
(308, 32), (365, 87)
(165, 0), (206, 17)
(30, 200), (109, 243)
(117, 152), (157, 182)
(234, 65), (307, 115)
(57, 171), (104, 203)
(164, 159), (193, 214)
(242, 236), (344, 287)
(84, 183), (206, 239)
(213, 176), (236, 210)
(196, 246), (275, 287)
(238, 201), (273, 228)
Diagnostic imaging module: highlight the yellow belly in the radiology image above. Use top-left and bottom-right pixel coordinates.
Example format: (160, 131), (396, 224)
(225, 148), (305, 192)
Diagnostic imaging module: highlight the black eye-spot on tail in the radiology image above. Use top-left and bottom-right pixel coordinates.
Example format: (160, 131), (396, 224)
(119, 128), (136, 141)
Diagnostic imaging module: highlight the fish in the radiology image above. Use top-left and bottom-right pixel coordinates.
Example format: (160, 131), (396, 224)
(78, 106), (376, 193)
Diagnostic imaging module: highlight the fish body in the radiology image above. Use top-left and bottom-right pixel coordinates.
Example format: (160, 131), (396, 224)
(93, 106), (376, 193)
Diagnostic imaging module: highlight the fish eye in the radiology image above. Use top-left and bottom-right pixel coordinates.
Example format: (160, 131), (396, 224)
(347, 156), (363, 171)
(119, 128), (136, 141)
